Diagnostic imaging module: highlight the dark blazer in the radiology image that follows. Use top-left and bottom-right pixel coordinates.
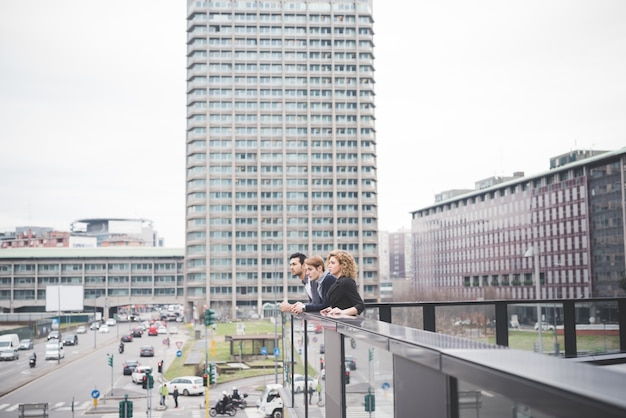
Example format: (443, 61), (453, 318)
(325, 276), (365, 315)
(304, 273), (337, 312)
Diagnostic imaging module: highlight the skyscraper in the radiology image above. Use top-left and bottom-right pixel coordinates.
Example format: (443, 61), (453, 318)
(185, 0), (378, 319)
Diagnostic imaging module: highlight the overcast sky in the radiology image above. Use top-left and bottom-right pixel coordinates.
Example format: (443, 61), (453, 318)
(1, 1), (625, 248)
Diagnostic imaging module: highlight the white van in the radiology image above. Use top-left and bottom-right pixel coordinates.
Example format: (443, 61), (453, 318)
(0, 334), (20, 350)
(45, 342), (65, 360)
(257, 384), (284, 418)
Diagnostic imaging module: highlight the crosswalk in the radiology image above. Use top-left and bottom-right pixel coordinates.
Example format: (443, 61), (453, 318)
(0, 400), (93, 412)
(0, 401), (263, 418)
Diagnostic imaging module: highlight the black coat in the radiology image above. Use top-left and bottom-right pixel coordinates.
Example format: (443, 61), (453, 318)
(325, 276), (365, 314)
(304, 273), (337, 312)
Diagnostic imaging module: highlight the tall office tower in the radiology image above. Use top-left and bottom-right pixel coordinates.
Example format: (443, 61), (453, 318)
(185, 0), (378, 319)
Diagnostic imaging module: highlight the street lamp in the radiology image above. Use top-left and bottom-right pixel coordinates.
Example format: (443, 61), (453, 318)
(525, 245), (542, 354)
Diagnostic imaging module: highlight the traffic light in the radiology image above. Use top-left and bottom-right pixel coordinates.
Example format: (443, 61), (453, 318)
(107, 354), (113, 367)
(204, 309), (216, 326)
(208, 363), (216, 384)
(149, 375), (154, 389)
(203, 373), (207, 387)
(127, 401), (133, 418)
(142, 375), (148, 389)
(157, 360), (163, 373)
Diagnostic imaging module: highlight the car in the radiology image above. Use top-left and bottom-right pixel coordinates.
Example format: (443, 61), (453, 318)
(123, 359), (139, 375)
(168, 326), (178, 334)
(47, 330), (60, 341)
(132, 365), (153, 383)
(106, 318), (117, 326)
(293, 374), (318, 394)
(147, 326), (158, 336)
(45, 342), (65, 360)
(140, 345), (155, 357)
(0, 348), (19, 360)
(62, 334), (78, 346)
(76, 326), (87, 334)
(534, 322), (555, 331)
(19, 339), (34, 350)
(319, 344), (325, 354)
(166, 376), (205, 396)
(90, 322), (100, 330)
(345, 356), (356, 370)
(132, 328), (143, 338)
(157, 326), (167, 335)
(99, 325), (110, 333)
(121, 333), (134, 343)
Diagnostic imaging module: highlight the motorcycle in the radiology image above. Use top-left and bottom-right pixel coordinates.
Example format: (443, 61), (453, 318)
(231, 393), (248, 409)
(119, 343), (124, 354)
(209, 400), (237, 416)
(350, 338), (356, 349)
(29, 356), (36, 368)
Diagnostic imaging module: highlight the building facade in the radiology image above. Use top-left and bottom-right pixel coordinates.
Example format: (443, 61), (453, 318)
(185, 0), (379, 318)
(0, 248), (184, 314)
(411, 148), (626, 301)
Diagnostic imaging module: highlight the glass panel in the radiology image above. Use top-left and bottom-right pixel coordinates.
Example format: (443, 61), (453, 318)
(458, 379), (555, 418)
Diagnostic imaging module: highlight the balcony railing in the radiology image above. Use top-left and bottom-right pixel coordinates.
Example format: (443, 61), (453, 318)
(281, 298), (626, 418)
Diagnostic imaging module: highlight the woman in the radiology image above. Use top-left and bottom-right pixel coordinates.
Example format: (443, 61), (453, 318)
(320, 250), (365, 316)
(292, 255), (337, 314)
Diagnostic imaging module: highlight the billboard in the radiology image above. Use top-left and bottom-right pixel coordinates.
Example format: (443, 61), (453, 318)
(45, 285), (85, 312)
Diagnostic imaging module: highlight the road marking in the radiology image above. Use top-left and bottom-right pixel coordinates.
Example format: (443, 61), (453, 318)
(0, 404), (9, 410)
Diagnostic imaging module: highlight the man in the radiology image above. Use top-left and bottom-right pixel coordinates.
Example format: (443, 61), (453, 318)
(172, 386), (179, 408)
(279, 252), (310, 312)
(160, 383), (168, 406)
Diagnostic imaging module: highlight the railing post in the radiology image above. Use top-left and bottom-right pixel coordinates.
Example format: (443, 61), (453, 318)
(563, 299), (577, 358)
(494, 302), (509, 347)
(423, 304), (436, 332)
(378, 304), (392, 323)
(618, 298), (626, 353)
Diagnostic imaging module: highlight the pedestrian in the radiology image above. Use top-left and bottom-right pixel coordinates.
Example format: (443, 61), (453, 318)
(320, 250), (365, 316)
(160, 383), (168, 406)
(173, 386), (179, 408)
(292, 255), (336, 314)
(308, 385), (314, 405)
(316, 380), (322, 403)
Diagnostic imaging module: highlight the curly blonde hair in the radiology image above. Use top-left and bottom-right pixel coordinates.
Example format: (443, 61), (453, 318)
(327, 249), (358, 280)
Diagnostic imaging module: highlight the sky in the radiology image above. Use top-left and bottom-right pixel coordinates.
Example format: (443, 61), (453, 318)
(1, 1), (625, 248)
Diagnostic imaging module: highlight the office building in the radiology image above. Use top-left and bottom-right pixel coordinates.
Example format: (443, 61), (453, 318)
(411, 148), (626, 301)
(185, 0), (379, 318)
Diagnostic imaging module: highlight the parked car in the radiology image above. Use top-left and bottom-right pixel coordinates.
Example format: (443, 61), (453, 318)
(76, 326), (87, 334)
(293, 374), (318, 394)
(106, 318), (117, 326)
(140, 345), (155, 357)
(0, 348), (19, 360)
(62, 334), (78, 346)
(123, 359), (139, 376)
(168, 326), (178, 334)
(319, 344), (325, 354)
(99, 325), (110, 333)
(131, 365), (153, 384)
(345, 355), (357, 370)
(534, 322), (555, 331)
(19, 339), (34, 350)
(121, 333), (134, 343)
(47, 331), (60, 341)
(166, 376), (205, 396)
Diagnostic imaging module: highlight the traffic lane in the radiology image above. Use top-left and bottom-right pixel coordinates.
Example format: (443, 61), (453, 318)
(0, 330), (119, 399)
(0, 336), (127, 417)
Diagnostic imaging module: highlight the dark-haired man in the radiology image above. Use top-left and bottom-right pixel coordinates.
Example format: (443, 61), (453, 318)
(279, 252), (314, 312)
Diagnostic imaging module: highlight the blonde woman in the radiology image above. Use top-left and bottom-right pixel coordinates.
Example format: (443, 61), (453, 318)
(320, 250), (365, 316)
